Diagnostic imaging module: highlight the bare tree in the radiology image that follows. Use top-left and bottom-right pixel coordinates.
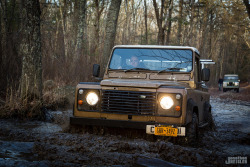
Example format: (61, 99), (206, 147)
(0, 2), (2, 92)
(144, 0), (148, 44)
(243, 0), (250, 19)
(102, 0), (122, 69)
(0, 0), (22, 94)
(75, 0), (87, 59)
(165, 0), (173, 45)
(91, 0), (105, 54)
(177, 0), (183, 45)
(20, 0), (42, 100)
(153, 0), (165, 45)
(187, 0), (195, 46)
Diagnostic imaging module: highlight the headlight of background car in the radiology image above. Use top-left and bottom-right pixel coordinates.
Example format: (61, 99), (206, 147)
(77, 89), (100, 111)
(157, 93), (182, 117)
(223, 82), (227, 87)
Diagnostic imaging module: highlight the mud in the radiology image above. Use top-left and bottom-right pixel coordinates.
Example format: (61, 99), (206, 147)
(0, 97), (249, 166)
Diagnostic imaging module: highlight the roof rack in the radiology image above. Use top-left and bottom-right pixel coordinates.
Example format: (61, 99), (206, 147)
(200, 59), (215, 69)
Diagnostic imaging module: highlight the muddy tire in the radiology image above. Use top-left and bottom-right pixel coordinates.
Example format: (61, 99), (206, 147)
(207, 112), (216, 131)
(185, 113), (199, 146)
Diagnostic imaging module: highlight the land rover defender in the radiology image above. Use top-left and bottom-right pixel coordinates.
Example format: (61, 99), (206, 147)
(223, 74), (240, 93)
(70, 45), (213, 143)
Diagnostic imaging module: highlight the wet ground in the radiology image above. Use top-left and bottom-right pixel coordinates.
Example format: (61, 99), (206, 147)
(0, 97), (249, 167)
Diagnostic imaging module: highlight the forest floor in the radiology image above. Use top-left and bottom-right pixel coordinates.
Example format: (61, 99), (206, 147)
(0, 85), (249, 166)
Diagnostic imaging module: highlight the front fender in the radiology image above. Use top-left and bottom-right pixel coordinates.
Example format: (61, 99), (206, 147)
(203, 101), (211, 122)
(186, 99), (197, 125)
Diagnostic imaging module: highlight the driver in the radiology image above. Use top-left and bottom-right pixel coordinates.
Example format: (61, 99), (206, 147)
(130, 56), (139, 67)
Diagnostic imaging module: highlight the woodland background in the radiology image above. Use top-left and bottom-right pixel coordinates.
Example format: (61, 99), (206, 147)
(0, 0), (249, 104)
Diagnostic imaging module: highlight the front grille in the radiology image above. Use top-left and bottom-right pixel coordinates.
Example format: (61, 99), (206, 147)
(101, 90), (156, 115)
(228, 82), (234, 86)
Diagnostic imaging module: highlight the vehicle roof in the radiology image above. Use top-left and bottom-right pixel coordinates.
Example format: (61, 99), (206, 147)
(224, 74), (239, 76)
(113, 45), (200, 56)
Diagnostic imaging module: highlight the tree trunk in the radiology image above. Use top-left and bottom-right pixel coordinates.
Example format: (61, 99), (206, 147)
(188, 0), (195, 46)
(243, 0), (250, 19)
(91, 0), (104, 55)
(166, 0), (173, 45)
(144, 0), (148, 44)
(208, 10), (214, 59)
(199, 2), (209, 56)
(58, 0), (67, 61)
(75, 0), (87, 59)
(177, 0), (183, 45)
(0, 4), (2, 88)
(153, 0), (165, 45)
(102, 0), (122, 70)
(20, 0), (42, 100)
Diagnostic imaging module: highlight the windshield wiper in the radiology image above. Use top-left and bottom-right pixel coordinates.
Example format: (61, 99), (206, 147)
(158, 68), (183, 74)
(124, 67), (150, 72)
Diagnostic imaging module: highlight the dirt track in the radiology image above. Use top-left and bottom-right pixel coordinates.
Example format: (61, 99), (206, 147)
(0, 97), (249, 167)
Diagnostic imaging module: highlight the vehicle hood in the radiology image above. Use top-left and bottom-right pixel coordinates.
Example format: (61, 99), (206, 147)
(100, 79), (189, 89)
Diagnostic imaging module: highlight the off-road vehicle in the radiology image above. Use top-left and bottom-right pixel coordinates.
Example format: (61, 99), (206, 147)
(70, 45), (214, 143)
(223, 74), (240, 93)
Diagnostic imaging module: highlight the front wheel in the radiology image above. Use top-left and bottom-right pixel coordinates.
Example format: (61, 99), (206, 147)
(186, 113), (199, 145)
(207, 112), (216, 131)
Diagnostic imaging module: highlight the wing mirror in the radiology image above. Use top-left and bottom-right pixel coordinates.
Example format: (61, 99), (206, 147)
(93, 64), (100, 77)
(201, 68), (210, 81)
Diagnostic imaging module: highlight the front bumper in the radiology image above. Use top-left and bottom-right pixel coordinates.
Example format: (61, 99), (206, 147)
(70, 117), (185, 136)
(223, 86), (239, 89)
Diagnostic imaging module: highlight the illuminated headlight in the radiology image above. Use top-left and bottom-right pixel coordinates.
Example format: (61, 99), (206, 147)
(160, 96), (174, 109)
(86, 92), (99, 106)
(235, 82), (239, 86)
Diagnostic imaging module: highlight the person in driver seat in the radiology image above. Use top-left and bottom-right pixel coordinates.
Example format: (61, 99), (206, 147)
(130, 56), (139, 67)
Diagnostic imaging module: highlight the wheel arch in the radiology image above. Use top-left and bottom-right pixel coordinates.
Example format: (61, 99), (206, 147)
(186, 98), (199, 125)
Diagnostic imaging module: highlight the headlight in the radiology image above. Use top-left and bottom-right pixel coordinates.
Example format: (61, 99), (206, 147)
(235, 82), (239, 86)
(86, 92), (99, 106)
(223, 82), (227, 87)
(159, 96), (174, 109)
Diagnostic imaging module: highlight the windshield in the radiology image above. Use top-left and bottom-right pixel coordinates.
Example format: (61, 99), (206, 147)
(224, 76), (239, 80)
(109, 48), (193, 72)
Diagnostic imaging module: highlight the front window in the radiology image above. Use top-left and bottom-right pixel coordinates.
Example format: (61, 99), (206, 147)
(109, 48), (193, 72)
(224, 76), (239, 80)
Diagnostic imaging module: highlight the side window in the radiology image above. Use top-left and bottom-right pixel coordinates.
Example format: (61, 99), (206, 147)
(194, 56), (201, 83)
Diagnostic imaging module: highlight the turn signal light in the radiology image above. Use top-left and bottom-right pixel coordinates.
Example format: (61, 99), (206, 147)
(175, 106), (181, 111)
(78, 100), (83, 105)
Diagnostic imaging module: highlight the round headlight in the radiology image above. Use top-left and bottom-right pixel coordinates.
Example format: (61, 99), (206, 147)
(160, 96), (174, 109)
(86, 92), (99, 106)
(79, 89), (84, 94)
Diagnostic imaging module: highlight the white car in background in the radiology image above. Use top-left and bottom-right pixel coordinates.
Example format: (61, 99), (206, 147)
(223, 74), (240, 93)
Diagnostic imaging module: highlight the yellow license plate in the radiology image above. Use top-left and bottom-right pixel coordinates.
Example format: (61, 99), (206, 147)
(155, 127), (178, 137)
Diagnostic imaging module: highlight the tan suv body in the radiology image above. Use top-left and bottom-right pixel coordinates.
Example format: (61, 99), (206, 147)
(70, 45), (212, 139)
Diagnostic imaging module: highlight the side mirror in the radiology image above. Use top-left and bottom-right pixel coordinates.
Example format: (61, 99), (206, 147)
(93, 64), (100, 77)
(201, 68), (210, 81)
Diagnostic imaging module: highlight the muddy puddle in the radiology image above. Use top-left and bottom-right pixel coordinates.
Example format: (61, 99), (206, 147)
(0, 98), (249, 166)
